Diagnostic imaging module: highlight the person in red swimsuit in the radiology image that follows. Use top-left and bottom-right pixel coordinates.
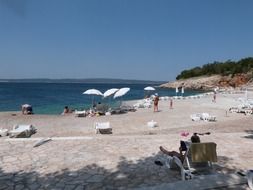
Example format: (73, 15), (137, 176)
(153, 93), (159, 112)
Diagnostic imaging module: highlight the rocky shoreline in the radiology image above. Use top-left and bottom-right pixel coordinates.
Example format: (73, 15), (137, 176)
(160, 74), (251, 90)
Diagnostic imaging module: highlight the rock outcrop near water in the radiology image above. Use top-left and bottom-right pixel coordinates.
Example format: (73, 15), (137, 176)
(160, 74), (251, 90)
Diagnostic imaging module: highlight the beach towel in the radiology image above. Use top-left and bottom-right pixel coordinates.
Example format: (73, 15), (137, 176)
(190, 142), (217, 162)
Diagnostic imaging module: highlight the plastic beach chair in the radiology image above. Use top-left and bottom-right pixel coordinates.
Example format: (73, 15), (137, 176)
(74, 110), (86, 117)
(0, 128), (8, 137)
(248, 170), (253, 190)
(9, 124), (36, 138)
(147, 120), (158, 128)
(94, 122), (112, 134)
(190, 113), (202, 121)
(165, 153), (193, 180)
(165, 142), (217, 180)
(201, 113), (216, 122)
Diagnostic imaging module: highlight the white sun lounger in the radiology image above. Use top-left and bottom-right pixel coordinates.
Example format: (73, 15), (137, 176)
(166, 155), (194, 180)
(201, 113), (216, 122)
(147, 120), (158, 128)
(9, 124), (36, 138)
(94, 122), (112, 134)
(165, 142), (217, 181)
(248, 170), (253, 190)
(0, 128), (8, 137)
(190, 113), (202, 121)
(75, 110), (86, 117)
(133, 99), (152, 108)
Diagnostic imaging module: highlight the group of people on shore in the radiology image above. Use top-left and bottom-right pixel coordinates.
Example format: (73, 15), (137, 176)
(23, 90), (216, 116)
(61, 102), (109, 116)
(152, 93), (173, 112)
(152, 90), (218, 112)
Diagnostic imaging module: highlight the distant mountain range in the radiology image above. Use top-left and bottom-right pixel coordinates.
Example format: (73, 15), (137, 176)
(0, 78), (166, 84)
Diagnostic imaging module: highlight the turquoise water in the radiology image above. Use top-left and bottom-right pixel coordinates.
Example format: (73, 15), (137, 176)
(0, 83), (202, 115)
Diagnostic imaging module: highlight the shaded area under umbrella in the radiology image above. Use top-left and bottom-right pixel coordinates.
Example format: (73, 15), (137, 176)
(113, 87), (130, 106)
(110, 87), (130, 113)
(83, 89), (103, 107)
(103, 88), (119, 98)
(144, 86), (155, 97)
(103, 88), (119, 108)
(181, 87), (184, 95)
(113, 87), (130, 99)
(176, 87), (179, 96)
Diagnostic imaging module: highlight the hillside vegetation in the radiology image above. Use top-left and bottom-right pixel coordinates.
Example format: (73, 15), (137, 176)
(176, 57), (253, 80)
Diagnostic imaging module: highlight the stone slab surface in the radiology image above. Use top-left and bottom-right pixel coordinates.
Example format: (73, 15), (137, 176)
(0, 133), (252, 189)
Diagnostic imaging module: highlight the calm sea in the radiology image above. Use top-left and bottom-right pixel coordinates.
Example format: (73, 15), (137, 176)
(0, 83), (202, 115)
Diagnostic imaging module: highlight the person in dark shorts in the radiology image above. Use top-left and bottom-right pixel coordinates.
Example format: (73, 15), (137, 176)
(170, 98), (173, 109)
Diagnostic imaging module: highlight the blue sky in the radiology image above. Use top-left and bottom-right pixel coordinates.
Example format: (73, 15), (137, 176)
(0, 0), (253, 81)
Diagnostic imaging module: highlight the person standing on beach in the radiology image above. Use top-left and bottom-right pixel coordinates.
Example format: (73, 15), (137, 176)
(170, 98), (173, 109)
(153, 93), (159, 112)
(213, 91), (216, 103)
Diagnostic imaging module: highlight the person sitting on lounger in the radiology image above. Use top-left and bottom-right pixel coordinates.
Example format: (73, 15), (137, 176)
(160, 133), (200, 162)
(21, 104), (33, 115)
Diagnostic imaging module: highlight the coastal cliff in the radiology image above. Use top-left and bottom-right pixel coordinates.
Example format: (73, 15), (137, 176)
(160, 73), (251, 90)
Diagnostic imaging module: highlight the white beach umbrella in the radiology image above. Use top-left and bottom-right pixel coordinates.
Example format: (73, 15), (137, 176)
(181, 87), (184, 94)
(22, 104), (31, 108)
(83, 89), (103, 96)
(144, 86), (155, 98)
(83, 89), (103, 107)
(144, 86), (155, 91)
(103, 88), (119, 98)
(245, 88), (248, 100)
(113, 87), (130, 99)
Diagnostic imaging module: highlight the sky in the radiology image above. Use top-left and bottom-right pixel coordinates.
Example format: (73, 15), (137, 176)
(0, 0), (253, 81)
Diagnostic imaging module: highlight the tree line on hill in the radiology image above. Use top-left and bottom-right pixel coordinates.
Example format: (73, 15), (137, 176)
(176, 57), (253, 80)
